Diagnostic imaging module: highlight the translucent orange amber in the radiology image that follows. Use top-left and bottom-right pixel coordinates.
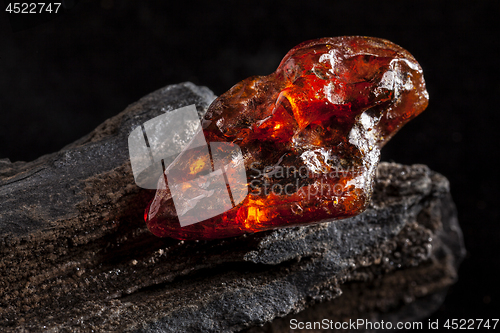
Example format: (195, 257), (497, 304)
(145, 36), (428, 240)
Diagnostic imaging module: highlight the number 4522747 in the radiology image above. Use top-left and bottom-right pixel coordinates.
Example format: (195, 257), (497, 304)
(6, 3), (62, 14)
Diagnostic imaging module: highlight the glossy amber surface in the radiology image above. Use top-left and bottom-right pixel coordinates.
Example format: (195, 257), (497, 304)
(146, 36), (429, 240)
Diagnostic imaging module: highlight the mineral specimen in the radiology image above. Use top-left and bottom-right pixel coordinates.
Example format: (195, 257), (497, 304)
(146, 36), (429, 240)
(0, 82), (463, 332)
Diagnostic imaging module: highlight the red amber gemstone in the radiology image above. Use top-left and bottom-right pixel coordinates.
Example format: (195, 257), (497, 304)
(145, 36), (429, 240)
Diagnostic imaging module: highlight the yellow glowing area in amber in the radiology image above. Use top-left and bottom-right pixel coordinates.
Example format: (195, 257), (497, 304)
(189, 157), (206, 175)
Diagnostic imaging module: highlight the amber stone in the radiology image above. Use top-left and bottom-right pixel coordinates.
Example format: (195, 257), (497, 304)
(145, 36), (429, 240)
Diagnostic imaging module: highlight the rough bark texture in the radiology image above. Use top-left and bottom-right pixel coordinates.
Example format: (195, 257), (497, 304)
(0, 83), (465, 332)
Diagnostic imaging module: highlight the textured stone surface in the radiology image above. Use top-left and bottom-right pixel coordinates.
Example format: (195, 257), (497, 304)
(0, 83), (464, 332)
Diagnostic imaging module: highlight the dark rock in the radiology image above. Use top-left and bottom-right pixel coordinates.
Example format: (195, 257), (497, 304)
(0, 83), (465, 332)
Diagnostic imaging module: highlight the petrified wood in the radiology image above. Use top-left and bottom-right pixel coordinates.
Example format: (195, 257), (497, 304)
(0, 83), (464, 332)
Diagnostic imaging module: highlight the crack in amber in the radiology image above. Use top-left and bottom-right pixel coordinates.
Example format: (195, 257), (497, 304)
(145, 36), (429, 240)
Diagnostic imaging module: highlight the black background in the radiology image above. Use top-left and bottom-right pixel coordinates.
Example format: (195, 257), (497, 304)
(1, 0), (499, 323)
